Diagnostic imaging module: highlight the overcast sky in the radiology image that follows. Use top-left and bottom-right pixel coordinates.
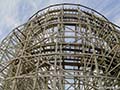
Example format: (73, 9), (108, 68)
(0, 0), (120, 41)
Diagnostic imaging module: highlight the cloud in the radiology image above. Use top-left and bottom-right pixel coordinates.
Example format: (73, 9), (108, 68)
(0, 30), (2, 36)
(0, 0), (20, 27)
(29, 0), (38, 10)
(0, 0), (40, 41)
(0, 0), (21, 40)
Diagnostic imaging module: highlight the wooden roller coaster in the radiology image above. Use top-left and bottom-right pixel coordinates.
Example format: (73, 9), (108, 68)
(0, 3), (120, 90)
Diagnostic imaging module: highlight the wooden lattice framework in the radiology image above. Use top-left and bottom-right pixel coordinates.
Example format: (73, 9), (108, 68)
(0, 3), (120, 90)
